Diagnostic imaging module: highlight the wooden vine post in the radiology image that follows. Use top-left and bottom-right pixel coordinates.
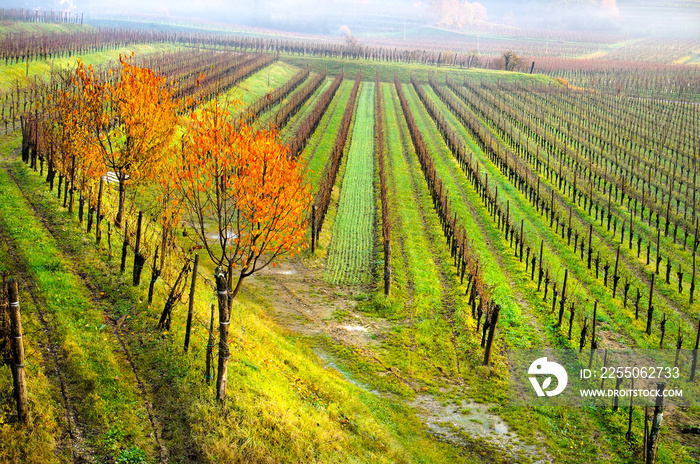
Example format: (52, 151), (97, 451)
(690, 317), (700, 381)
(589, 301), (598, 369)
(215, 267), (230, 401)
(205, 304), (215, 385)
(311, 205), (316, 254)
(120, 221), (129, 274)
(132, 211), (145, 286)
(384, 239), (391, 297)
(483, 304), (501, 366)
(646, 383), (666, 464)
(8, 279), (28, 425)
(626, 378), (635, 441)
(184, 254), (199, 353)
(646, 274), (655, 336)
(95, 178), (103, 245)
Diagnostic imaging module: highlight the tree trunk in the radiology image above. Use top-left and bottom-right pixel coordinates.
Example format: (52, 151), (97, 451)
(96, 178), (103, 245)
(215, 267), (230, 401)
(132, 212), (144, 286)
(483, 305), (501, 366)
(116, 176), (126, 228)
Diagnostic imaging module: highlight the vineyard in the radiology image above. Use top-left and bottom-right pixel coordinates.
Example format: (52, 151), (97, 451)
(1, 10), (700, 464)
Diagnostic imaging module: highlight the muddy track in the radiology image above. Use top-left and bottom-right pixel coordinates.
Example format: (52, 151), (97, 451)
(258, 260), (549, 463)
(2, 157), (169, 463)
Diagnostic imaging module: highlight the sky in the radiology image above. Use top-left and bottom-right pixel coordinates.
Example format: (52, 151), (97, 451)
(11, 0), (700, 36)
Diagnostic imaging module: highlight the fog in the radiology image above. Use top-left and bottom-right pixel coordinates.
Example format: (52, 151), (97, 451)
(6, 0), (700, 37)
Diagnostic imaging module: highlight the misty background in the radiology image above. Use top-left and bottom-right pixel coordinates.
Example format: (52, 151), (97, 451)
(5, 0), (700, 38)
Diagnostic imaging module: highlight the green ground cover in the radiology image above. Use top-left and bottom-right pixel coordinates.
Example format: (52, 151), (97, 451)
(408, 83), (694, 463)
(0, 150), (156, 462)
(298, 80), (353, 195)
(276, 77), (331, 135)
(220, 61), (299, 114)
(280, 55), (556, 86)
(0, 22), (91, 37)
(0, 43), (182, 88)
(325, 84), (376, 285)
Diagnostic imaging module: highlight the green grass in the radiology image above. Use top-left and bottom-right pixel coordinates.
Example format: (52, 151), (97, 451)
(437, 81), (697, 352)
(280, 54), (557, 86)
(276, 77), (331, 135)
(325, 84), (376, 285)
(0, 210), (67, 463)
(0, 154), (155, 462)
(299, 80), (353, 196)
(220, 61), (300, 114)
(487, 84), (700, 330)
(0, 43), (183, 89)
(406, 83), (697, 463)
(0, 22), (92, 37)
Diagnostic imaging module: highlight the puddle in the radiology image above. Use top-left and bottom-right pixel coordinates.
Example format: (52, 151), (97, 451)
(340, 324), (368, 332)
(206, 230), (238, 241)
(412, 395), (548, 463)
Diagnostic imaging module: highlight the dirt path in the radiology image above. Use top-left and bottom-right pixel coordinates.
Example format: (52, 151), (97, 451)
(253, 257), (551, 463)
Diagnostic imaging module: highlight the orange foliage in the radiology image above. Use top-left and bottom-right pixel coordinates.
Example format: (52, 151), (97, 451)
(78, 53), (179, 226)
(177, 101), (311, 297)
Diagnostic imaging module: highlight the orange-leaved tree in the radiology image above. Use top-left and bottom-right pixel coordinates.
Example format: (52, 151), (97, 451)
(81, 53), (179, 227)
(177, 101), (311, 401)
(47, 62), (104, 215)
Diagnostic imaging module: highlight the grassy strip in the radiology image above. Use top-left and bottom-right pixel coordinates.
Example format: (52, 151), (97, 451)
(272, 77), (331, 133)
(402, 84), (547, 350)
(0, 22), (92, 37)
(0, 234), (67, 463)
(372, 83), (465, 384)
(325, 84), (375, 285)
(0, 156), (156, 462)
(299, 81), (353, 195)
(220, 61), (299, 113)
(280, 55), (556, 86)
